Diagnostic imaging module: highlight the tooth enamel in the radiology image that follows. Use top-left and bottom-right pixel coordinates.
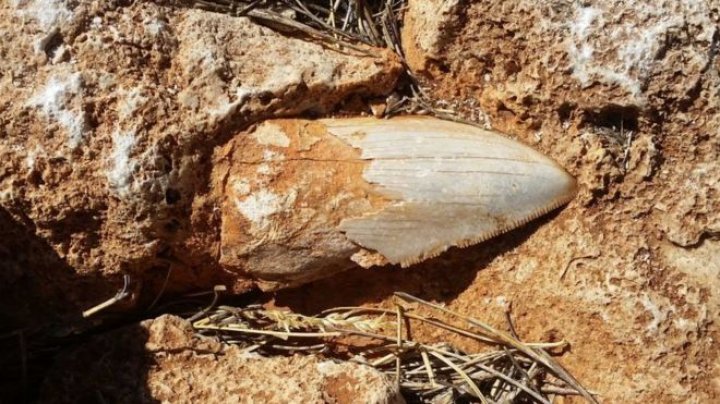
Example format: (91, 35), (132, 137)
(324, 116), (578, 267)
(216, 117), (576, 287)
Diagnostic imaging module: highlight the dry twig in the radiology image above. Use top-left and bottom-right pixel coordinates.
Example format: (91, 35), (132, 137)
(189, 292), (596, 403)
(192, 0), (452, 118)
(82, 274), (131, 318)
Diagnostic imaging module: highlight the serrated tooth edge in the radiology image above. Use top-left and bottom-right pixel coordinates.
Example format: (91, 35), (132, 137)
(396, 191), (576, 268)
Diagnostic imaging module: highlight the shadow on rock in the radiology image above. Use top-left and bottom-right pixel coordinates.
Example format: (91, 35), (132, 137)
(0, 206), (129, 402)
(37, 323), (157, 404)
(274, 211), (560, 313)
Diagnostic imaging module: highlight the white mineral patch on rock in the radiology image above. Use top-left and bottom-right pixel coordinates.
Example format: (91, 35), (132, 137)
(24, 146), (43, 170)
(107, 130), (137, 197)
(235, 189), (297, 232)
(14, 0), (74, 53)
(566, 2), (714, 101)
(231, 179), (251, 196)
(206, 87), (249, 119)
(252, 123), (291, 148)
(143, 17), (166, 37)
(567, 6), (601, 87)
(262, 149), (283, 161)
(118, 87), (148, 122)
(27, 72), (86, 149)
(256, 163), (273, 175)
(640, 293), (668, 335)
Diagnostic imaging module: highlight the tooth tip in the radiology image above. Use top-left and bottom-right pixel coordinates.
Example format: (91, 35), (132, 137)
(332, 116), (578, 267)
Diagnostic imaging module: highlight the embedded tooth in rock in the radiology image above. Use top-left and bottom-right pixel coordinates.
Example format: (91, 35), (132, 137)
(214, 117), (576, 288)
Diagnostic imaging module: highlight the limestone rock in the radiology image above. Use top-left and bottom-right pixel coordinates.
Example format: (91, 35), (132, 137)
(40, 314), (404, 404)
(401, 0), (462, 74)
(397, 1), (720, 401)
(0, 0), (401, 319)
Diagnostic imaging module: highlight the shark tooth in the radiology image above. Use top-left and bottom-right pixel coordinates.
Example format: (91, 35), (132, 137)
(323, 116), (577, 267)
(214, 116), (576, 288)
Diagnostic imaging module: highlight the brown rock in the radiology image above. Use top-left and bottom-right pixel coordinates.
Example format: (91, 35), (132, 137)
(40, 315), (404, 404)
(0, 0), (401, 320)
(388, 1), (720, 402)
(401, 0), (462, 74)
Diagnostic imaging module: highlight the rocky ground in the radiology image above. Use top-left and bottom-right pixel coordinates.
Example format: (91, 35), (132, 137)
(40, 315), (403, 403)
(1, 0), (718, 402)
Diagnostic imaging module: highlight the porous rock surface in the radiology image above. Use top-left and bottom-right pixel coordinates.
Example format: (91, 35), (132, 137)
(388, 0), (720, 402)
(40, 314), (404, 403)
(0, 0), (401, 321)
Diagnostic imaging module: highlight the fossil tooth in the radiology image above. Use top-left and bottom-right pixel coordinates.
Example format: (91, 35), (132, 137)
(324, 117), (577, 267)
(215, 116), (576, 288)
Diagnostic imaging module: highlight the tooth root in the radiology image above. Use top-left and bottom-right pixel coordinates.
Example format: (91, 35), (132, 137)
(216, 117), (576, 287)
(326, 116), (577, 267)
